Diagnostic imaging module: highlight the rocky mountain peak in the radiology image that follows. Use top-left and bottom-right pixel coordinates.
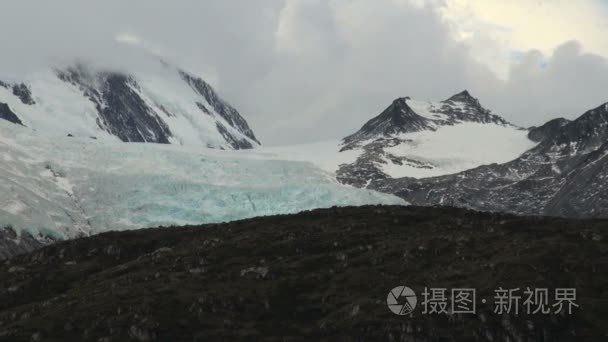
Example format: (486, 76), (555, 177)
(392, 96), (411, 105)
(546, 101), (608, 153)
(440, 90), (512, 126)
(341, 97), (433, 149)
(445, 90), (478, 104)
(341, 90), (517, 152)
(528, 118), (571, 142)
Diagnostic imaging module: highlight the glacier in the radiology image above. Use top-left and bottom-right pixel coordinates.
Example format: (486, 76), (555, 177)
(0, 122), (405, 241)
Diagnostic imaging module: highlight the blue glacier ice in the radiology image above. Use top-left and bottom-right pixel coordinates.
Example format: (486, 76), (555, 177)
(0, 122), (405, 241)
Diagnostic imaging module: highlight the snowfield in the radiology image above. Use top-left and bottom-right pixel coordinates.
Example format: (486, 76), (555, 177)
(251, 140), (362, 174)
(380, 122), (537, 178)
(0, 122), (405, 240)
(250, 123), (536, 180)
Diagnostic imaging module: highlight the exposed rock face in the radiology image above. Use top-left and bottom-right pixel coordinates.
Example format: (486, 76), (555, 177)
(337, 137), (434, 188)
(440, 90), (511, 125)
(56, 66), (174, 144)
(0, 103), (23, 125)
(0, 227), (52, 260)
(11, 84), (35, 105)
(341, 97), (434, 150)
(179, 70), (260, 148)
(0, 206), (605, 341)
(0, 81), (36, 107)
(528, 117), (571, 142)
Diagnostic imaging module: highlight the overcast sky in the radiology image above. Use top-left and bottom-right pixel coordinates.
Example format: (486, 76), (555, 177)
(1, 0), (607, 145)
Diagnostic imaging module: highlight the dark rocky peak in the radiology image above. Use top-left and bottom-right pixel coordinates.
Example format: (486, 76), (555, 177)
(444, 90), (479, 105)
(523, 102), (608, 158)
(341, 97), (434, 149)
(0, 102), (23, 125)
(575, 102), (608, 125)
(546, 102), (608, 153)
(0, 80), (8, 89)
(392, 96), (411, 105)
(438, 90), (513, 126)
(528, 118), (571, 142)
(442, 90), (487, 113)
(383, 97), (428, 125)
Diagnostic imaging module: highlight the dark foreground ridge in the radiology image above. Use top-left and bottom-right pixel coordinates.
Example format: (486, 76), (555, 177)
(0, 206), (606, 341)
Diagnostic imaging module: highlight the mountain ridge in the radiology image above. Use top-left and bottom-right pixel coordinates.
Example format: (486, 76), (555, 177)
(360, 98), (608, 218)
(341, 90), (513, 151)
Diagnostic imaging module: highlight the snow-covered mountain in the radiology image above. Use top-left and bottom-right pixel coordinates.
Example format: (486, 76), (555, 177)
(341, 91), (511, 149)
(337, 91), (536, 186)
(249, 91), (535, 184)
(0, 61), (259, 149)
(332, 90), (608, 218)
(1, 62), (605, 259)
(367, 101), (608, 218)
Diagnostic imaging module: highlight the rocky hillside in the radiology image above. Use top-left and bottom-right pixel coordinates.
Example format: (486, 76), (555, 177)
(0, 206), (606, 341)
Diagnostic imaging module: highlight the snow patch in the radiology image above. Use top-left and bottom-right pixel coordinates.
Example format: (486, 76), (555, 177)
(251, 140), (362, 174)
(381, 122), (537, 178)
(406, 99), (449, 120)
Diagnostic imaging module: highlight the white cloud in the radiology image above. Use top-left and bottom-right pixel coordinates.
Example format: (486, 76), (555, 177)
(440, 0), (608, 78)
(115, 33), (142, 46)
(487, 41), (608, 127)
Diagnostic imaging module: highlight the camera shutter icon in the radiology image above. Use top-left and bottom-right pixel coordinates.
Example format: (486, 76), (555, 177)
(387, 286), (417, 315)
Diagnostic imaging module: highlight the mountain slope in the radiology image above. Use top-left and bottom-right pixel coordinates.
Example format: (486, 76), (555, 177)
(337, 91), (535, 186)
(372, 102), (608, 218)
(0, 61), (259, 149)
(0, 206), (606, 341)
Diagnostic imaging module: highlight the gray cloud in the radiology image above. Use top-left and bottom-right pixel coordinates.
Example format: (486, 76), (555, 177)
(0, 0), (606, 144)
(484, 41), (608, 127)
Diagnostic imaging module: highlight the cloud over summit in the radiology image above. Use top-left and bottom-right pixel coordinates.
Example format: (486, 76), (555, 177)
(0, 0), (606, 144)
